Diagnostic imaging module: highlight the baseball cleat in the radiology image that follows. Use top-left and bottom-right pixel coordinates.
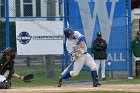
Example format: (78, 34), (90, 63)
(93, 82), (101, 87)
(57, 77), (63, 87)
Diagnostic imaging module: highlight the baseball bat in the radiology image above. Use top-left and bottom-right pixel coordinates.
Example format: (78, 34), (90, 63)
(61, 61), (75, 76)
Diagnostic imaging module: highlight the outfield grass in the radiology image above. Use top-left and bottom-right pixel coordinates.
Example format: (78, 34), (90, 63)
(10, 65), (140, 93)
(11, 65), (140, 87)
(12, 66), (59, 87)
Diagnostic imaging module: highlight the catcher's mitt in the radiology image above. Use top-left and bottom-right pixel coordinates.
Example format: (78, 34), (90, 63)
(23, 73), (33, 82)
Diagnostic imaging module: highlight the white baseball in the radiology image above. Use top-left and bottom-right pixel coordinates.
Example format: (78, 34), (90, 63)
(108, 62), (111, 66)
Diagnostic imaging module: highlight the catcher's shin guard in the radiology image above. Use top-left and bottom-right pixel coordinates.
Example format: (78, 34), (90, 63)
(0, 80), (11, 89)
(91, 71), (101, 87)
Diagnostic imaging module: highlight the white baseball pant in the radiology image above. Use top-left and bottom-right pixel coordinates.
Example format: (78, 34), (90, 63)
(95, 59), (106, 78)
(70, 53), (97, 77)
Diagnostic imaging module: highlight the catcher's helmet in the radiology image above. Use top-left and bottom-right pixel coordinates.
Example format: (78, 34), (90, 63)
(137, 31), (140, 35)
(3, 47), (16, 60)
(64, 28), (74, 38)
(4, 47), (15, 53)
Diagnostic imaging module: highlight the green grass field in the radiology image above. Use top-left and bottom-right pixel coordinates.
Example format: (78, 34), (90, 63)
(10, 65), (140, 93)
(12, 65), (140, 87)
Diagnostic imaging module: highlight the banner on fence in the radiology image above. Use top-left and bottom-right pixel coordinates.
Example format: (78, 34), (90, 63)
(69, 0), (127, 70)
(16, 21), (64, 55)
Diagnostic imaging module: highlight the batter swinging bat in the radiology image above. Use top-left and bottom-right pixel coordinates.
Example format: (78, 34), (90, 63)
(60, 49), (84, 76)
(61, 61), (75, 76)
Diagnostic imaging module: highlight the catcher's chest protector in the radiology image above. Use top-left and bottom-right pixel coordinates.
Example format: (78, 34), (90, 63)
(0, 61), (12, 75)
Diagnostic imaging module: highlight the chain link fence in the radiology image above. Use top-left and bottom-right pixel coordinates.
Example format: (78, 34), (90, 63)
(0, 0), (133, 86)
(0, 0), (66, 84)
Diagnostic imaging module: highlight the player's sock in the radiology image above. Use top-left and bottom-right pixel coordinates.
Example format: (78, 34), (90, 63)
(62, 72), (71, 79)
(91, 71), (100, 86)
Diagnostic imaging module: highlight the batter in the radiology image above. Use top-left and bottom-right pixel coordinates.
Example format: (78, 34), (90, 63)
(58, 28), (101, 87)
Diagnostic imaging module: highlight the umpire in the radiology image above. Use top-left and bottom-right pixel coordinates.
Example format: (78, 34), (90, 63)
(91, 32), (107, 80)
(0, 48), (24, 89)
(132, 31), (140, 78)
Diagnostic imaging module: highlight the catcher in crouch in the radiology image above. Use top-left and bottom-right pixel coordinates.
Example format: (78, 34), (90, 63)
(58, 28), (101, 87)
(0, 47), (33, 89)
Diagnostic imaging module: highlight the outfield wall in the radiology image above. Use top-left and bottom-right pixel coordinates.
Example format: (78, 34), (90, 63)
(67, 0), (131, 71)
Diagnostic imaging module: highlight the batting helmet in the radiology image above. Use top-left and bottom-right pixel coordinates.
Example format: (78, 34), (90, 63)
(64, 28), (74, 38)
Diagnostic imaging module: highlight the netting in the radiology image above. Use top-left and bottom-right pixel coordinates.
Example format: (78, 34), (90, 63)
(0, 0), (133, 86)
(0, 0), (65, 85)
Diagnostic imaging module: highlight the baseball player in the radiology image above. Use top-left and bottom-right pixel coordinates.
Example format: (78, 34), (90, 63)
(0, 48), (33, 89)
(58, 28), (101, 87)
(91, 32), (107, 80)
(132, 31), (140, 78)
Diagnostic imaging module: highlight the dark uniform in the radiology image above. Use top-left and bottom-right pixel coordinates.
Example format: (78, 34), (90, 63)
(0, 48), (16, 89)
(132, 31), (140, 78)
(92, 33), (107, 60)
(91, 32), (107, 80)
(0, 59), (15, 80)
(0, 48), (33, 89)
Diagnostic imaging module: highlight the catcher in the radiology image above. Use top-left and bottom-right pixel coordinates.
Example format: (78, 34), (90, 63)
(0, 47), (33, 89)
